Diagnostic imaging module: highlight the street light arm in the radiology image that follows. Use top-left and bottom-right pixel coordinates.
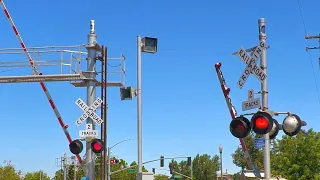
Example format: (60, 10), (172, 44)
(109, 138), (135, 150)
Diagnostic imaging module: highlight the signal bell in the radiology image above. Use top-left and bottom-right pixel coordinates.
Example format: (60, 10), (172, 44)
(250, 111), (273, 135)
(229, 116), (251, 138)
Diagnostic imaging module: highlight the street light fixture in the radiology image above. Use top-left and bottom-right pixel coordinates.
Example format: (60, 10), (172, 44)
(107, 138), (135, 180)
(219, 144), (223, 180)
(141, 37), (158, 53)
(137, 35), (158, 179)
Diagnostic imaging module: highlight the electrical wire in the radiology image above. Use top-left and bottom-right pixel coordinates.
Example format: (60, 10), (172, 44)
(296, 0), (320, 105)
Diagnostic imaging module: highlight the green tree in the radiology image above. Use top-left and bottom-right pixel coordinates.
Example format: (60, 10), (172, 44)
(23, 170), (50, 180)
(168, 159), (191, 179)
(0, 160), (21, 180)
(271, 129), (320, 180)
(154, 174), (169, 180)
(231, 133), (264, 171)
(192, 154), (219, 180)
(53, 156), (148, 180)
(232, 172), (241, 180)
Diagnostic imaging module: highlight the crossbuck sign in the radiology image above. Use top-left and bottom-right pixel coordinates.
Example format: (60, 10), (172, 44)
(236, 41), (267, 89)
(75, 97), (103, 126)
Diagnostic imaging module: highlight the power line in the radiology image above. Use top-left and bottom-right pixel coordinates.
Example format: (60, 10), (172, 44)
(297, 0), (320, 106)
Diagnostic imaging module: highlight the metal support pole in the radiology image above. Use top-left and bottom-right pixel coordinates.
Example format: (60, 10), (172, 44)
(137, 35), (143, 177)
(258, 18), (271, 179)
(190, 164), (193, 180)
(220, 152), (222, 180)
(107, 147), (111, 180)
(86, 19), (98, 180)
(63, 153), (67, 180)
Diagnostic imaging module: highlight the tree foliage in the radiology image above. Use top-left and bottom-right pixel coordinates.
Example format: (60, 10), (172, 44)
(232, 129), (320, 179)
(0, 161), (21, 180)
(24, 170), (50, 180)
(168, 153), (219, 180)
(271, 129), (320, 180)
(53, 155), (148, 180)
(231, 133), (264, 171)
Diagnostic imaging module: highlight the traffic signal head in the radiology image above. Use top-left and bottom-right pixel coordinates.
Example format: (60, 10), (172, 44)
(250, 111), (273, 135)
(152, 168), (155, 174)
(269, 119), (280, 139)
(187, 157), (192, 166)
(69, 140), (83, 155)
(141, 37), (158, 54)
(230, 116), (251, 138)
(170, 168), (173, 174)
(282, 114), (302, 136)
(120, 86), (136, 100)
(160, 155), (164, 167)
(91, 139), (104, 153)
(110, 159), (120, 164)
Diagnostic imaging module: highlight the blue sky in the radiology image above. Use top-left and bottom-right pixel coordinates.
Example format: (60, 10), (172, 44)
(1, 0), (320, 178)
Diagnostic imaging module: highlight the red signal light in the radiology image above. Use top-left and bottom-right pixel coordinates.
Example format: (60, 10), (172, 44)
(91, 139), (104, 153)
(255, 117), (269, 129)
(251, 111), (273, 135)
(230, 116), (251, 138)
(93, 142), (102, 151)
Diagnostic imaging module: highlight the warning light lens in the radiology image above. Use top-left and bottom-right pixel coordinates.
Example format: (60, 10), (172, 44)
(250, 112), (273, 135)
(93, 142), (102, 151)
(234, 122), (245, 133)
(91, 139), (104, 153)
(255, 117), (269, 129)
(69, 140), (83, 155)
(230, 117), (251, 138)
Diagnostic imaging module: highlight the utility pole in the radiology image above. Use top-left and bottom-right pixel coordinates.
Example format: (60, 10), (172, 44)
(137, 35), (143, 176)
(86, 20), (98, 179)
(258, 18), (271, 180)
(305, 34), (320, 69)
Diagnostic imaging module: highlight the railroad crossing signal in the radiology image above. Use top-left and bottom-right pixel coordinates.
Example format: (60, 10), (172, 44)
(91, 139), (104, 153)
(110, 159), (120, 164)
(75, 97), (103, 126)
(69, 138), (104, 155)
(230, 111), (305, 139)
(236, 41), (267, 89)
(69, 140), (83, 155)
(251, 111), (274, 135)
(242, 89), (261, 111)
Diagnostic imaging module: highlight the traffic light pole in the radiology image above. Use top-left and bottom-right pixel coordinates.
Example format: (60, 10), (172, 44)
(258, 18), (271, 179)
(107, 147), (111, 180)
(86, 20), (98, 180)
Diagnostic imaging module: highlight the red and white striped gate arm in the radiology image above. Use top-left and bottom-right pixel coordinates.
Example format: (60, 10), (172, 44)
(214, 62), (260, 175)
(0, 0), (83, 164)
